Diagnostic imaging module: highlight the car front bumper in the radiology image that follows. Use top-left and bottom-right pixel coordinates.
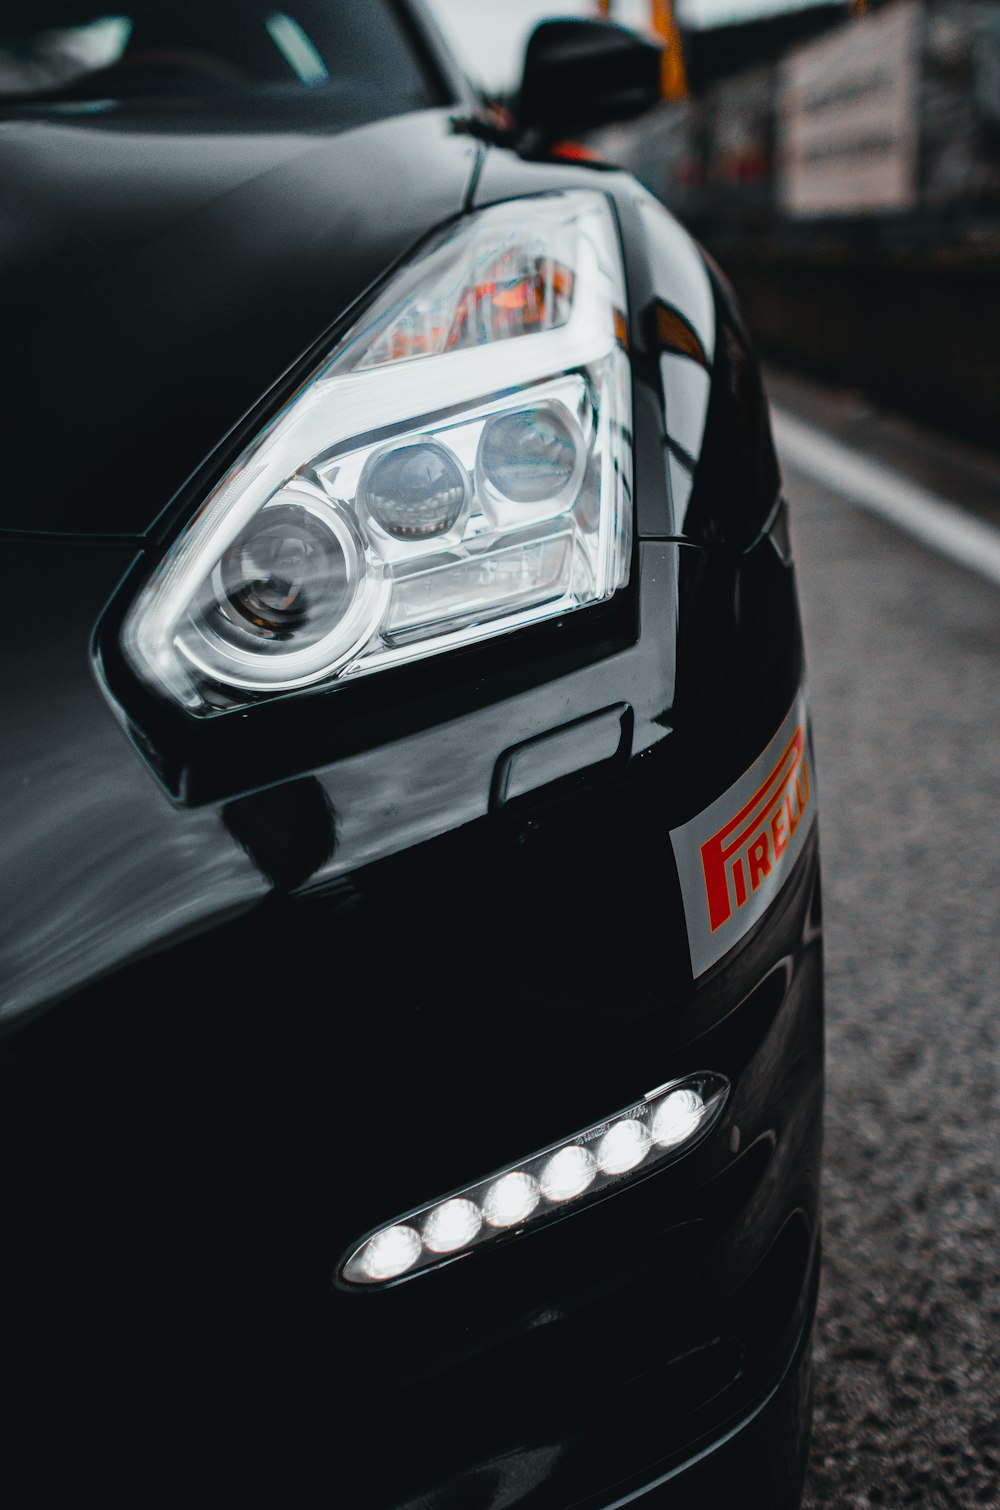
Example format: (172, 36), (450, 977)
(351, 832), (823, 1510)
(1, 516), (821, 1503)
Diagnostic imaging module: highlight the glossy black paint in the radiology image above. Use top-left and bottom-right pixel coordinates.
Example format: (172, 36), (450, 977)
(519, 18), (664, 138)
(0, 12), (821, 1505)
(0, 109), (480, 536)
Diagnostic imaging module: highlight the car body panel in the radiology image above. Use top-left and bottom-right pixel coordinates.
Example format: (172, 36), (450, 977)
(0, 107), (481, 536)
(0, 15), (821, 1506)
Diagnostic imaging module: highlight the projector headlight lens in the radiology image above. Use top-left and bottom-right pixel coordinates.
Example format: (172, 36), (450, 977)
(359, 441), (470, 542)
(178, 491), (384, 691)
(476, 403), (587, 525)
(123, 191), (632, 714)
(214, 503), (352, 645)
(340, 1072), (729, 1288)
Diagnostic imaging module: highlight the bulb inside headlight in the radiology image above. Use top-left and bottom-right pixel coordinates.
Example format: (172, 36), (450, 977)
(123, 191), (632, 713)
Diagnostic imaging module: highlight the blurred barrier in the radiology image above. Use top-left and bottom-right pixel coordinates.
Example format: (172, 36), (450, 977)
(709, 234), (1000, 451)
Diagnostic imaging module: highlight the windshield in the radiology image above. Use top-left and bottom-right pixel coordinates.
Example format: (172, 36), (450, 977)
(0, 2), (444, 117)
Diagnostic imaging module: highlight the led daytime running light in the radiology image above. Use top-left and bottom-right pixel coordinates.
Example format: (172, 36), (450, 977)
(340, 1072), (729, 1287)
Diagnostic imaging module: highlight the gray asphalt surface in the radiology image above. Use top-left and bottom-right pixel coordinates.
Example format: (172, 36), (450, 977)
(778, 400), (1000, 1508)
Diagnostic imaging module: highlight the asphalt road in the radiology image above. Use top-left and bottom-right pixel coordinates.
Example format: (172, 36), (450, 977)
(772, 378), (1000, 1509)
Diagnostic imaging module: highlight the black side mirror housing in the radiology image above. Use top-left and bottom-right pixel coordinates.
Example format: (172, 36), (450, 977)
(518, 18), (664, 138)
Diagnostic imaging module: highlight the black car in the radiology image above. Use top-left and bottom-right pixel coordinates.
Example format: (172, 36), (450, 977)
(0, 5), (822, 1505)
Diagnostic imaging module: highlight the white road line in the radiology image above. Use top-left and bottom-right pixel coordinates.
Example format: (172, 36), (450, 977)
(772, 406), (1000, 591)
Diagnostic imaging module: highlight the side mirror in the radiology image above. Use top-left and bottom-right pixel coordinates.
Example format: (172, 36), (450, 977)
(517, 18), (663, 139)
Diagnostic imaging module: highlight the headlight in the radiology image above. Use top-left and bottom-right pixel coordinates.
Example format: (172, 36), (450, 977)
(124, 192), (632, 714)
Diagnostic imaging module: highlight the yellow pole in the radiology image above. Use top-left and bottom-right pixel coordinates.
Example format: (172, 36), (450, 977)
(651, 0), (688, 100)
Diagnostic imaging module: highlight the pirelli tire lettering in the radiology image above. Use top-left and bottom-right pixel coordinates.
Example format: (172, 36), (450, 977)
(670, 694), (817, 978)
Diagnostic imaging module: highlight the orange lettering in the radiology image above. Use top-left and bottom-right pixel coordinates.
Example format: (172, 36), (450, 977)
(697, 724), (805, 931)
(785, 789), (799, 837)
(795, 759), (811, 815)
(747, 832), (772, 891)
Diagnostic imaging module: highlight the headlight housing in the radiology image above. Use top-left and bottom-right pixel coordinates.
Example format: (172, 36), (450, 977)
(124, 192), (632, 714)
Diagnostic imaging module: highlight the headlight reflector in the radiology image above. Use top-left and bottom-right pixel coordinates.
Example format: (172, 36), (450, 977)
(123, 192), (632, 713)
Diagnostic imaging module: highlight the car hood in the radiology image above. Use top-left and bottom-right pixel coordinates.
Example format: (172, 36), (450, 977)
(1, 106), (479, 535)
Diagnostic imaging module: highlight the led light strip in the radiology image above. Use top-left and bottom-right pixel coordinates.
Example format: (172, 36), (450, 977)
(339, 1072), (729, 1287)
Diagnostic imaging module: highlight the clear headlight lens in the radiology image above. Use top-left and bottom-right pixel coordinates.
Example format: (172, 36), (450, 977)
(124, 192), (632, 713)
